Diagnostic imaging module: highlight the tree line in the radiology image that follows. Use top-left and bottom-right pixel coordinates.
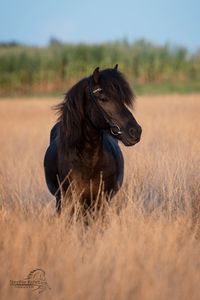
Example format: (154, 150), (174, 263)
(0, 39), (200, 96)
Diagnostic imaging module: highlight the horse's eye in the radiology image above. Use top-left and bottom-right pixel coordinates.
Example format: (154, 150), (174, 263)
(98, 93), (108, 102)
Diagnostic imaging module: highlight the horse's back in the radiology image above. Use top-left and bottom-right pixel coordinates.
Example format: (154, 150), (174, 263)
(49, 122), (59, 144)
(44, 123), (60, 196)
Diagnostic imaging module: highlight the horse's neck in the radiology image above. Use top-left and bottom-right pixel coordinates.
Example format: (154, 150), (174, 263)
(77, 121), (103, 168)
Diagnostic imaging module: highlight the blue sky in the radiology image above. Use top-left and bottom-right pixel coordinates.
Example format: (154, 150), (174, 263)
(0, 0), (199, 51)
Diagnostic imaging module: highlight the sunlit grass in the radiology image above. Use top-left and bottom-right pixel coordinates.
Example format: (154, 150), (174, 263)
(0, 94), (200, 299)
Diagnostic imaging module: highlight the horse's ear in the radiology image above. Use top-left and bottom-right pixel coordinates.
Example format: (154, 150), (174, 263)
(114, 64), (118, 70)
(93, 67), (100, 83)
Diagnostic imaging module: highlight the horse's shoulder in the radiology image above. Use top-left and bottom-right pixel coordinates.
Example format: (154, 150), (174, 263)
(103, 133), (123, 159)
(102, 133), (124, 190)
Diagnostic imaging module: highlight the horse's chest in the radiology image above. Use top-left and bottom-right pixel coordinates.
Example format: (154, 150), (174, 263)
(70, 171), (102, 200)
(70, 157), (118, 199)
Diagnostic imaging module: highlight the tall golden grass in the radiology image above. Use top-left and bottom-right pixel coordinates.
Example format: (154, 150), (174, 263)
(0, 94), (200, 300)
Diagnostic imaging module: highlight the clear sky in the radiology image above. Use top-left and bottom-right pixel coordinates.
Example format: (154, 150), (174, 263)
(0, 0), (199, 51)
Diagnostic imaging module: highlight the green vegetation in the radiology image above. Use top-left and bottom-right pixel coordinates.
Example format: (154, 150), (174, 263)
(0, 40), (200, 96)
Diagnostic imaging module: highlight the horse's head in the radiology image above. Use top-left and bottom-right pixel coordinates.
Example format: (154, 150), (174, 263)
(87, 65), (142, 146)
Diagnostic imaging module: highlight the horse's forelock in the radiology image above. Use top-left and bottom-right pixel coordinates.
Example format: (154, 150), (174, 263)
(100, 69), (135, 107)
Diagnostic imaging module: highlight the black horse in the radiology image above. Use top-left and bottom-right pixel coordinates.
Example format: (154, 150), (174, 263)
(44, 65), (142, 214)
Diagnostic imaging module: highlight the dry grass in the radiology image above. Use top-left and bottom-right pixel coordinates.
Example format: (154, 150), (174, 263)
(0, 94), (200, 300)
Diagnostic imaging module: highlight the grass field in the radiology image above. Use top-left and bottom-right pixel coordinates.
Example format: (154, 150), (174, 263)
(0, 94), (200, 300)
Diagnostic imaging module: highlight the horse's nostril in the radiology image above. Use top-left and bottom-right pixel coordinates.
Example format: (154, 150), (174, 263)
(129, 126), (142, 139)
(129, 128), (136, 137)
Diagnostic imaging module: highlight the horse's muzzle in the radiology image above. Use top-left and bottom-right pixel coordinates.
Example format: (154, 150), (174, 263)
(121, 124), (142, 146)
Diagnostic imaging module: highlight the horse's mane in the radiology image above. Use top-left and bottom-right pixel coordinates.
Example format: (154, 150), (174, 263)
(54, 77), (87, 149)
(54, 68), (135, 148)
